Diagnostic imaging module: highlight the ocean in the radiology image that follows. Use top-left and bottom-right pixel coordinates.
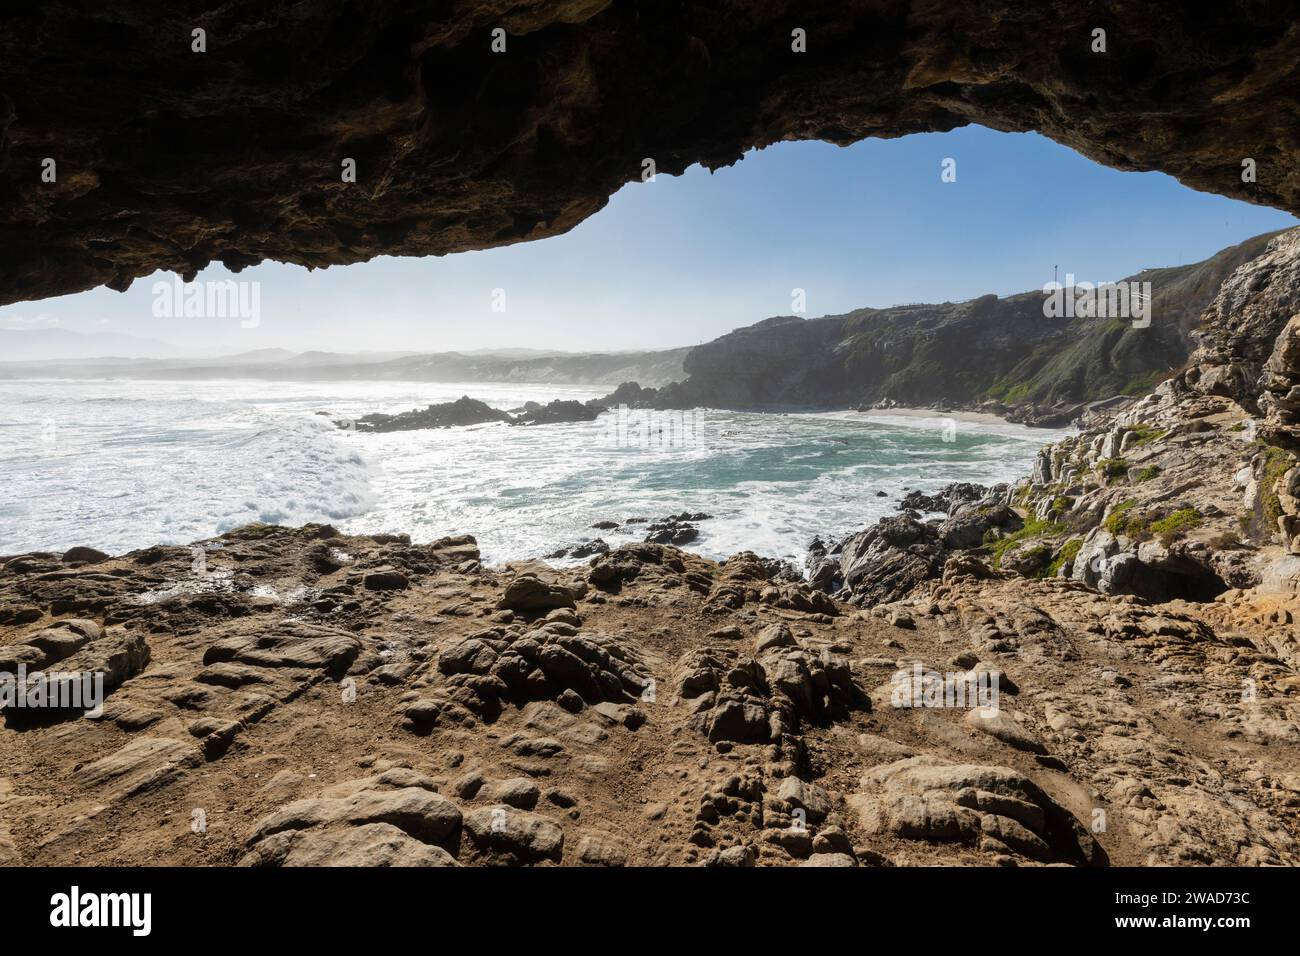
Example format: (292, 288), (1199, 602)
(0, 379), (1068, 566)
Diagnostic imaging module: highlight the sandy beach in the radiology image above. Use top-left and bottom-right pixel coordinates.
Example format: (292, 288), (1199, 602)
(855, 406), (1018, 426)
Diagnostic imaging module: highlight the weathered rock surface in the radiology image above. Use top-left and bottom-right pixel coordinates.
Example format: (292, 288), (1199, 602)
(463, 805), (564, 864)
(241, 822), (458, 867)
(1, 518), (1297, 866)
(241, 771), (461, 866)
(852, 756), (1099, 864)
(497, 574), (577, 613)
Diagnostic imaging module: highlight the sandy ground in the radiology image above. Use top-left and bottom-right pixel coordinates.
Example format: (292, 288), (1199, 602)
(856, 407), (1027, 426)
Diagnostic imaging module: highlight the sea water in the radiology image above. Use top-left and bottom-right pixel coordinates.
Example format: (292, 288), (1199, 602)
(0, 379), (1068, 566)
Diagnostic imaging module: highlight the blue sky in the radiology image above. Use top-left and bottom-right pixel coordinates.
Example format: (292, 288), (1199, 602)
(4, 125), (1296, 355)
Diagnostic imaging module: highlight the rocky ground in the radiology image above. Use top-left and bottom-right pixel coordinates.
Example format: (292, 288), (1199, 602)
(1, 507), (1297, 867)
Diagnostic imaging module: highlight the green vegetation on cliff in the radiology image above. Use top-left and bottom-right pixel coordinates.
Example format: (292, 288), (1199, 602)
(672, 231), (1286, 412)
(1257, 443), (1295, 537)
(988, 518), (1067, 568)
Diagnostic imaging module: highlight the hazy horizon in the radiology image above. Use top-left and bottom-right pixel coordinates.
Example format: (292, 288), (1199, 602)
(2, 125), (1296, 361)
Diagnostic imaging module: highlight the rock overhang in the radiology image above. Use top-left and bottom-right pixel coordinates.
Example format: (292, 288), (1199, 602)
(2, 1), (1298, 306)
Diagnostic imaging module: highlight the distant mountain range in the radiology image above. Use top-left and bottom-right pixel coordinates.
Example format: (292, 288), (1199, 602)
(0, 338), (691, 388)
(0, 327), (182, 360)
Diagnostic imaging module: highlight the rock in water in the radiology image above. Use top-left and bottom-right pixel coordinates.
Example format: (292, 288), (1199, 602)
(348, 397), (511, 432)
(511, 400), (602, 426)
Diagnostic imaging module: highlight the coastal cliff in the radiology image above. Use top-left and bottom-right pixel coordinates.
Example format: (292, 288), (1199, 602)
(630, 231), (1286, 424)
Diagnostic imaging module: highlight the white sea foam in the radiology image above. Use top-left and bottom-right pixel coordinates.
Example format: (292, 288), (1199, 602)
(0, 379), (1069, 565)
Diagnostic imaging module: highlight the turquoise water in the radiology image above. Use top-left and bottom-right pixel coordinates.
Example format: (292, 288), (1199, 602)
(0, 379), (1067, 565)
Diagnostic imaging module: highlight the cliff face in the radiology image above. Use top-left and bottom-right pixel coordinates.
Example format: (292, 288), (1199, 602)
(3, 2), (1300, 306)
(802, 230), (1300, 630)
(663, 231), (1286, 416)
(1187, 229), (1300, 447)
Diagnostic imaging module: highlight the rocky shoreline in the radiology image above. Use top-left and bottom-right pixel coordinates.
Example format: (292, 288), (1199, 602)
(4, 233), (1300, 868)
(2, 374), (1298, 867)
(591, 380), (1084, 429)
(798, 230), (1300, 615)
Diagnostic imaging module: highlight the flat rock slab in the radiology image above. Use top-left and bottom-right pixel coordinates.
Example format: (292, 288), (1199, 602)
(22, 619), (102, 663)
(964, 708), (1047, 754)
(240, 823), (457, 867)
(204, 625), (360, 674)
(80, 737), (202, 797)
(800, 853), (858, 867)
(195, 661), (277, 689)
(248, 787), (462, 848)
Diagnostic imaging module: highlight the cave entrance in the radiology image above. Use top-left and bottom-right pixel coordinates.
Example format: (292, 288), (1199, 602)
(1120, 558), (1230, 603)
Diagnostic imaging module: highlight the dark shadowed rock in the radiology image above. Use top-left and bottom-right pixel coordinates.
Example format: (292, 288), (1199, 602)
(362, 568), (410, 591)
(61, 546), (110, 564)
(347, 397), (510, 433)
(512, 400), (601, 426)
(3, 3), (1298, 311)
(837, 516), (944, 606)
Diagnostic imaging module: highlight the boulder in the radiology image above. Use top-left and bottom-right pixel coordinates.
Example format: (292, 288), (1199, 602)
(61, 546), (110, 564)
(240, 822), (457, 867)
(851, 756), (1095, 864)
(836, 516), (943, 606)
(754, 623), (795, 653)
(462, 805), (564, 863)
(575, 834), (628, 867)
(485, 778), (541, 810)
(498, 575), (577, 613)
(778, 777), (832, 823)
(248, 787), (462, 847)
(362, 568), (409, 591)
